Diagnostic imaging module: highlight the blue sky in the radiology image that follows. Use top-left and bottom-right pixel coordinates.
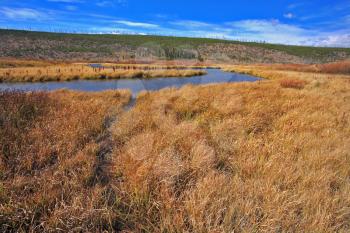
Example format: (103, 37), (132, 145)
(0, 0), (349, 47)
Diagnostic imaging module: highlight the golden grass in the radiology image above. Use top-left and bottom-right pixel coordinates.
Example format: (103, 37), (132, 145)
(0, 64), (207, 82)
(280, 79), (307, 89)
(0, 58), (61, 68)
(1, 63), (350, 232)
(109, 65), (350, 232)
(0, 89), (131, 232)
(101, 63), (218, 70)
(223, 60), (350, 75)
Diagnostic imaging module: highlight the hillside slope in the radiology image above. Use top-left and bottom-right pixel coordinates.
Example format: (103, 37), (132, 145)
(1, 29), (350, 63)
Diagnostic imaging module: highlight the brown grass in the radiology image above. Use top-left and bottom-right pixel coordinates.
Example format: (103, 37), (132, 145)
(271, 61), (350, 74)
(223, 60), (350, 75)
(0, 64), (207, 82)
(101, 63), (218, 70)
(1, 63), (350, 232)
(317, 61), (350, 74)
(0, 58), (61, 68)
(280, 79), (306, 89)
(109, 66), (350, 232)
(0, 89), (131, 232)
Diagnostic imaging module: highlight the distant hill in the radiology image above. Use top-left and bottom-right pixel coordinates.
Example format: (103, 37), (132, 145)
(1, 29), (349, 63)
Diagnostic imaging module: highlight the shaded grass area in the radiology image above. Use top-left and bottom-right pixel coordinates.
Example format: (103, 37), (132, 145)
(1, 29), (350, 61)
(0, 89), (131, 232)
(0, 64), (207, 82)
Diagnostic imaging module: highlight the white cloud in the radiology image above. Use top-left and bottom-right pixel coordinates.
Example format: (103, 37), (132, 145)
(284, 13), (295, 19)
(0, 7), (47, 20)
(171, 20), (213, 28)
(308, 34), (350, 47)
(115, 20), (159, 29)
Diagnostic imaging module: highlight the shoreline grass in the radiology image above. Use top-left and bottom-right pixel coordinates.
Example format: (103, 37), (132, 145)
(0, 58), (63, 68)
(222, 60), (350, 78)
(0, 64), (207, 83)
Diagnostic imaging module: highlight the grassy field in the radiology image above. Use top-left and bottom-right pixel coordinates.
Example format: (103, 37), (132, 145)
(108, 67), (350, 232)
(1, 29), (350, 63)
(0, 89), (131, 232)
(0, 63), (350, 231)
(0, 63), (207, 82)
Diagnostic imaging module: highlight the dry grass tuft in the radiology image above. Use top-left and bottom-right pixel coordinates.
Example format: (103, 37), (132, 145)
(280, 79), (306, 89)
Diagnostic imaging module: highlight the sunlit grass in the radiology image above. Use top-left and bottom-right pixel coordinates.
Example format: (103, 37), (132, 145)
(0, 63), (207, 82)
(0, 58), (62, 68)
(1, 62), (350, 232)
(223, 60), (350, 76)
(0, 89), (131, 232)
(110, 65), (350, 232)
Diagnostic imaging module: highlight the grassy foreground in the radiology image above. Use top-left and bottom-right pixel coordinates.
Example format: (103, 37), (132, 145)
(0, 64), (207, 82)
(109, 67), (350, 232)
(0, 90), (131, 232)
(0, 64), (350, 232)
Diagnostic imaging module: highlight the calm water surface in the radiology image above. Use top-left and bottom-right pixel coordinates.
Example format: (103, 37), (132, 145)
(0, 69), (261, 97)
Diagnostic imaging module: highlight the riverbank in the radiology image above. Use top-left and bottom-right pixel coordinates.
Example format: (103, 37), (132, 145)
(0, 64), (207, 82)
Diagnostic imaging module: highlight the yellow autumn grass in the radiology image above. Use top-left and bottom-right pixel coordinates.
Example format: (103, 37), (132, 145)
(0, 58), (62, 68)
(110, 65), (350, 232)
(100, 63), (219, 70)
(0, 89), (131, 232)
(0, 64), (207, 82)
(1, 63), (350, 232)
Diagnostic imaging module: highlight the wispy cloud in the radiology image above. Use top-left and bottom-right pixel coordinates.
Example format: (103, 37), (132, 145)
(96, 0), (127, 7)
(287, 2), (307, 10)
(65, 5), (78, 11)
(283, 13), (295, 19)
(115, 20), (159, 29)
(0, 7), (48, 20)
(47, 0), (84, 3)
(170, 20), (213, 28)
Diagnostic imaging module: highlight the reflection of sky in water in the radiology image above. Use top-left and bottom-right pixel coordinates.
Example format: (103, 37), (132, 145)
(0, 69), (261, 97)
